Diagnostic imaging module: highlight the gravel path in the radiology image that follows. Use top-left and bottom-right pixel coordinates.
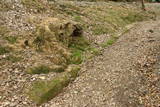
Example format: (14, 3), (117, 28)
(43, 20), (160, 107)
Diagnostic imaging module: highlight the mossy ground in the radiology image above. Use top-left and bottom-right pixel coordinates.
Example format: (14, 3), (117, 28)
(27, 65), (65, 74)
(5, 55), (22, 63)
(0, 0), (156, 105)
(0, 46), (11, 55)
(5, 36), (18, 44)
(57, 1), (153, 35)
(27, 65), (80, 104)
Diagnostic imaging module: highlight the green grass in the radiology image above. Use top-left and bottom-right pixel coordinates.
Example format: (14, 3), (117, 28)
(27, 65), (80, 104)
(70, 49), (84, 64)
(57, 2), (153, 36)
(89, 47), (101, 56)
(5, 55), (22, 63)
(101, 37), (116, 48)
(69, 36), (90, 64)
(27, 65), (64, 74)
(92, 25), (113, 35)
(74, 15), (82, 22)
(0, 46), (11, 55)
(5, 36), (17, 44)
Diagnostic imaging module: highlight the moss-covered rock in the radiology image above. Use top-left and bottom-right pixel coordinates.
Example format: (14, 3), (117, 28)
(27, 65), (65, 74)
(27, 65), (80, 104)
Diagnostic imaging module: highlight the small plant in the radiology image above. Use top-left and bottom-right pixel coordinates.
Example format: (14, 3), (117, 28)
(5, 36), (17, 44)
(27, 65), (64, 74)
(0, 46), (10, 55)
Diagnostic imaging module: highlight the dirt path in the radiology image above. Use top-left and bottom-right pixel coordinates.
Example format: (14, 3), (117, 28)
(42, 20), (160, 107)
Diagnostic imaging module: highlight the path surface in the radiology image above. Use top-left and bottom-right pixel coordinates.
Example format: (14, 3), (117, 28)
(42, 20), (160, 107)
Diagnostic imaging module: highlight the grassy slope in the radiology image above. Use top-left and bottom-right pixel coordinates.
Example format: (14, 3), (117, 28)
(27, 1), (155, 104)
(0, 0), (155, 104)
(56, 1), (153, 35)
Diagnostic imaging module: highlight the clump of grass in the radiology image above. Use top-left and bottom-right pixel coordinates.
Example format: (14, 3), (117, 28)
(89, 47), (101, 56)
(27, 65), (64, 74)
(5, 55), (22, 63)
(74, 15), (82, 22)
(0, 46), (11, 55)
(69, 36), (90, 64)
(5, 36), (17, 44)
(121, 12), (149, 24)
(70, 49), (83, 64)
(27, 65), (80, 104)
(101, 37), (116, 48)
(92, 25), (113, 35)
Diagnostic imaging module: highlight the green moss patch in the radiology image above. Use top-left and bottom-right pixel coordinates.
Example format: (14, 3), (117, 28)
(0, 46), (11, 55)
(27, 65), (65, 74)
(5, 36), (17, 44)
(69, 36), (90, 64)
(5, 55), (22, 63)
(101, 37), (117, 48)
(27, 65), (80, 104)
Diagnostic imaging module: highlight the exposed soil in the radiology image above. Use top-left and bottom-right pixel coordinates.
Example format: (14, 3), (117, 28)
(43, 20), (160, 107)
